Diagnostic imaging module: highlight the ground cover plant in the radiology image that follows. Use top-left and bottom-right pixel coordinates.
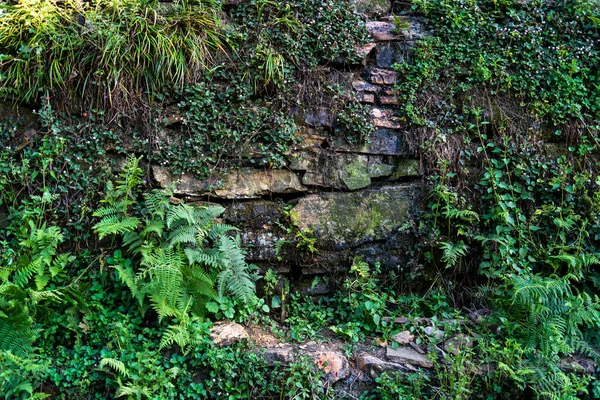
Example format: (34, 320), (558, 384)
(1, 0), (600, 398)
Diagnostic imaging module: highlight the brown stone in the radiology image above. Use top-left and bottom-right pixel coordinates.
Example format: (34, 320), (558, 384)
(209, 322), (249, 347)
(310, 351), (349, 382)
(391, 331), (414, 345)
(369, 68), (398, 85)
(379, 95), (399, 105)
(371, 108), (402, 129)
(358, 92), (376, 103)
(357, 42), (377, 59)
(367, 21), (400, 41)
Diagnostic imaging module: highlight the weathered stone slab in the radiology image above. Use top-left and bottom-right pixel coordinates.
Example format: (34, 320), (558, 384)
(153, 167), (307, 198)
(299, 153), (395, 191)
(386, 346), (433, 368)
(356, 353), (409, 379)
(293, 183), (420, 248)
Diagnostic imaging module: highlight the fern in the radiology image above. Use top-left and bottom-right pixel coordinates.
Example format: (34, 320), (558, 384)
(93, 160), (259, 326)
(216, 235), (259, 302)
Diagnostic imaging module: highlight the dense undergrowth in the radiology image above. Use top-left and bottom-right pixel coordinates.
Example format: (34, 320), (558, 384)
(1, 0), (600, 399)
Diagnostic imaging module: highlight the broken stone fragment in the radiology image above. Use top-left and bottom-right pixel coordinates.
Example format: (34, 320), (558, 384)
(423, 326), (445, 341)
(309, 351), (349, 382)
(356, 353), (414, 380)
(386, 346), (433, 368)
(210, 321), (249, 347)
(263, 346), (295, 364)
(391, 330), (415, 345)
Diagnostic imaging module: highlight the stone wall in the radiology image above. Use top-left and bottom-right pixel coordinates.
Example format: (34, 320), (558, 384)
(152, 0), (426, 283)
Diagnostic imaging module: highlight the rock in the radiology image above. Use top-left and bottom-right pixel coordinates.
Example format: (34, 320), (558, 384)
(367, 21), (400, 42)
(444, 334), (474, 355)
(357, 42), (377, 60)
(224, 200), (283, 228)
(213, 168), (308, 199)
(298, 152), (395, 191)
(263, 346), (295, 364)
(369, 68), (398, 85)
(154, 167), (307, 198)
(239, 230), (286, 262)
(386, 346), (433, 368)
(356, 353), (410, 379)
(210, 321), (249, 347)
(352, 79), (382, 93)
(292, 183), (420, 248)
(560, 356), (596, 374)
(310, 351), (349, 382)
(391, 331), (414, 345)
(353, 0), (390, 17)
(152, 166), (215, 195)
(423, 326), (444, 341)
(376, 42), (414, 68)
(303, 107), (335, 128)
(380, 95), (399, 105)
(358, 92), (376, 103)
(392, 159), (420, 179)
(330, 129), (404, 156)
(371, 108), (402, 129)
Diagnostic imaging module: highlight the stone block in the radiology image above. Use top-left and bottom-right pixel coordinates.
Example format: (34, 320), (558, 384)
(376, 42), (414, 68)
(369, 68), (398, 85)
(358, 92), (376, 103)
(379, 95), (399, 105)
(367, 21), (400, 41)
(371, 108), (402, 129)
(330, 129), (404, 156)
(214, 168), (307, 199)
(352, 79), (381, 93)
(292, 182), (420, 248)
(153, 166), (307, 198)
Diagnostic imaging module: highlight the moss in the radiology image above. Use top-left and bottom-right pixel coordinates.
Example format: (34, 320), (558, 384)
(341, 157), (371, 190)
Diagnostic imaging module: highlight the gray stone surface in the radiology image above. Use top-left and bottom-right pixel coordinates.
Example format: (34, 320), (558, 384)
(386, 346), (433, 368)
(293, 183), (420, 248)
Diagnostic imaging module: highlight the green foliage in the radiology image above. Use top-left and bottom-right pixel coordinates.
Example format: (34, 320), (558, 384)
(93, 157), (259, 321)
(0, 0), (223, 112)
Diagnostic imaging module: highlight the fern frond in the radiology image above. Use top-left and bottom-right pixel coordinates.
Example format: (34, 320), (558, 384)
(94, 216), (141, 240)
(99, 358), (131, 378)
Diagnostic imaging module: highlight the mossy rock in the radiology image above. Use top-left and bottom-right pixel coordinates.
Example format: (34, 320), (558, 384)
(292, 182), (421, 249)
